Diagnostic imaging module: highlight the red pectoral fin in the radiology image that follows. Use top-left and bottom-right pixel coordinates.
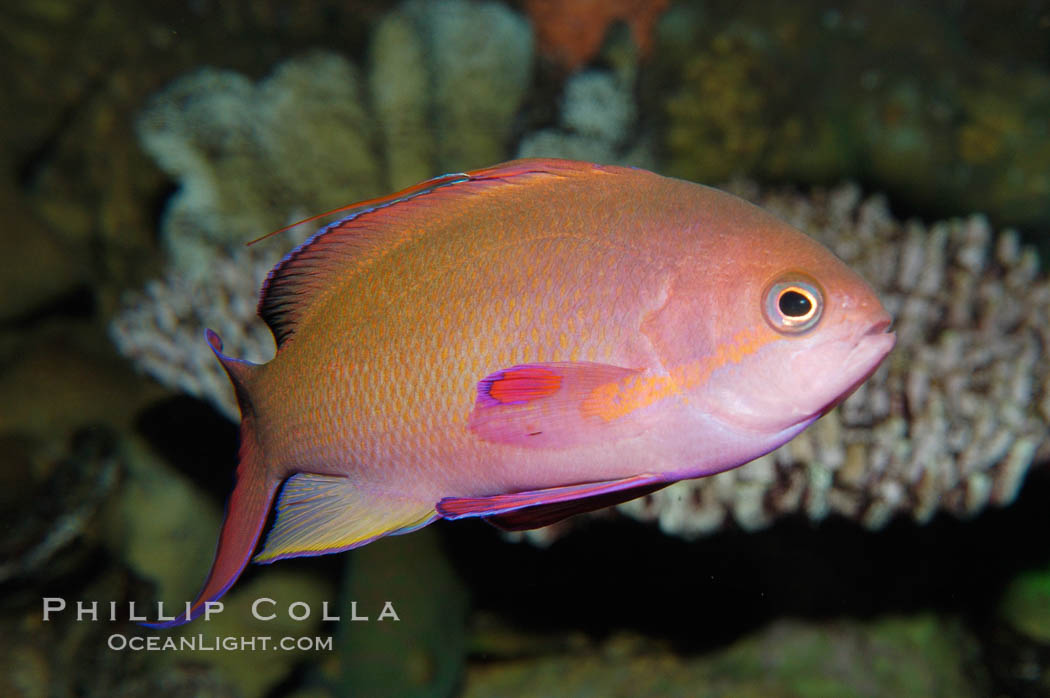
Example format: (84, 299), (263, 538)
(469, 362), (652, 449)
(436, 473), (668, 530)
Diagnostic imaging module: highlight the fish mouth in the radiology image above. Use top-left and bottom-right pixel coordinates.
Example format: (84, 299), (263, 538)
(865, 315), (893, 337)
(849, 314), (896, 375)
(816, 314), (895, 417)
(860, 304), (894, 337)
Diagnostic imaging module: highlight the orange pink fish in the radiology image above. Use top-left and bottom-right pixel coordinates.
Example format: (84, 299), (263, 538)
(147, 159), (894, 627)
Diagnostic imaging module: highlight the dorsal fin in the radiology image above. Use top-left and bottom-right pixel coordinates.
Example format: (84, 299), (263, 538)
(258, 159), (610, 348)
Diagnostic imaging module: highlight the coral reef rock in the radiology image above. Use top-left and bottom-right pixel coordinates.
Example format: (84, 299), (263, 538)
(136, 51), (381, 278)
(463, 615), (983, 698)
(1000, 559), (1050, 644)
(413, 0), (533, 172)
(137, 0), (534, 278)
(331, 528), (468, 697)
(103, 436), (222, 606)
(0, 187), (88, 322)
(162, 570), (334, 698)
(0, 429), (120, 585)
(660, 3), (1050, 232)
(517, 69), (654, 169)
(371, 0), (533, 183)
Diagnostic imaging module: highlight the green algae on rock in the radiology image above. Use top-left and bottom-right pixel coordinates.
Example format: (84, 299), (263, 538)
(332, 527), (468, 698)
(1000, 562), (1050, 644)
(659, 2), (1050, 232)
(0, 188), (89, 323)
(160, 570), (335, 698)
(103, 436), (222, 608)
(462, 615), (983, 698)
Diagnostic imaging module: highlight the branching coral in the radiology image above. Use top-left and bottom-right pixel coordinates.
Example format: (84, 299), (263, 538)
(111, 241), (281, 420)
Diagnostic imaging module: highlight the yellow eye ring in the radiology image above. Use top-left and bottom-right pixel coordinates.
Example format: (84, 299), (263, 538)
(764, 275), (823, 333)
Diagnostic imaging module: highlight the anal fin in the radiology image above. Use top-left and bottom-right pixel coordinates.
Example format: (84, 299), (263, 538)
(486, 481), (671, 531)
(254, 474), (438, 563)
(437, 473), (669, 531)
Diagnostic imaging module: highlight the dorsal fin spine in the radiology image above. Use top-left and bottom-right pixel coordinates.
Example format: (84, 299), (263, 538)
(257, 171), (471, 347)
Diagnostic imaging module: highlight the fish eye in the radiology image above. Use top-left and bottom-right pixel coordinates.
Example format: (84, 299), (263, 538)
(763, 275), (823, 333)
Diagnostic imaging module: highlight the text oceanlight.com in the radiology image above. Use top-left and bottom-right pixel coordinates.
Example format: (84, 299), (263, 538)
(108, 634), (335, 651)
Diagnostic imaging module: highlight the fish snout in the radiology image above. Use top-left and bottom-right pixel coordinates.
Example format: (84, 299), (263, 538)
(863, 312), (894, 340)
(844, 310), (896, 376)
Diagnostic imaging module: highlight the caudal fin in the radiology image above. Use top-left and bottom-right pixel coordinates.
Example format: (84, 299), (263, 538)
(142, 330), (279, 628)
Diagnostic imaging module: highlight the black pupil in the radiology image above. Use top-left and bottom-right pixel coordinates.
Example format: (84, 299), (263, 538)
(779, 290), (812, 317)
